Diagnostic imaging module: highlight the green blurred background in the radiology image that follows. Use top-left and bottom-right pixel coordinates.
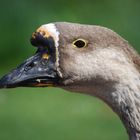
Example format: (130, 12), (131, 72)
(0, 0), (140, 139)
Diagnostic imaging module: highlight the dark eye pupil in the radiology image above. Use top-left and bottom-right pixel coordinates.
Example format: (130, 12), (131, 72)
(74, 40), (86, 48)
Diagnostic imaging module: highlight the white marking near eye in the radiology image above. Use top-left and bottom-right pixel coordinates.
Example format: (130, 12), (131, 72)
(39, 23), (62, 77)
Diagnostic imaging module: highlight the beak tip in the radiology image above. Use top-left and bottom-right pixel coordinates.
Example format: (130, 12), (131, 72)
(0, 83), (6, 89)
(0, 81), (6, 89)
(0, 76), (10, 89)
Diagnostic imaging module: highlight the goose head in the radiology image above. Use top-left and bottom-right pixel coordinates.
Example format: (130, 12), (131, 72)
(0, 22), (140, 139)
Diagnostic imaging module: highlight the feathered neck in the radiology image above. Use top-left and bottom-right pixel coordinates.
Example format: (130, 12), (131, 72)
(92, 71), (140, 140)
(63, 62), (140, 140)
(108, 81), (140, 140)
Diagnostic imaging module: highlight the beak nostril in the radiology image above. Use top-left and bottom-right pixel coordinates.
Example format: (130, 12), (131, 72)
(24, 62), (36, 71)
(28, 62), (35, 67)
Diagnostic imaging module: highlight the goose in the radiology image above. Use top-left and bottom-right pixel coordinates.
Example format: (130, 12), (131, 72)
(0, 22), (140, 140)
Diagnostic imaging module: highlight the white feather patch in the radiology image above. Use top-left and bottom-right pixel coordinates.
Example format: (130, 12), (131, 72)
(40, 23), (62, 77)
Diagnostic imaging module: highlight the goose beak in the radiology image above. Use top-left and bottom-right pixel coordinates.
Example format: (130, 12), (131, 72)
(0, 52), (60, 88)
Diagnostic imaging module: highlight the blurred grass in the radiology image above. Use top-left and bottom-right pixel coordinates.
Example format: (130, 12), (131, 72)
(0, 88), (127, 140)
(0, 0), (140, 139)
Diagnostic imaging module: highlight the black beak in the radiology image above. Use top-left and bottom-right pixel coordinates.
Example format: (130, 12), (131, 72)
(0, 32), (61, 88)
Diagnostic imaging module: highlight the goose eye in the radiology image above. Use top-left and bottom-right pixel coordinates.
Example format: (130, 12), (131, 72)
(73, 39), (87, 48)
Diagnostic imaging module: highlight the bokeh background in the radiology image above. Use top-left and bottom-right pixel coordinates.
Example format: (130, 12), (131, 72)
(0, 0), (140, 140)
